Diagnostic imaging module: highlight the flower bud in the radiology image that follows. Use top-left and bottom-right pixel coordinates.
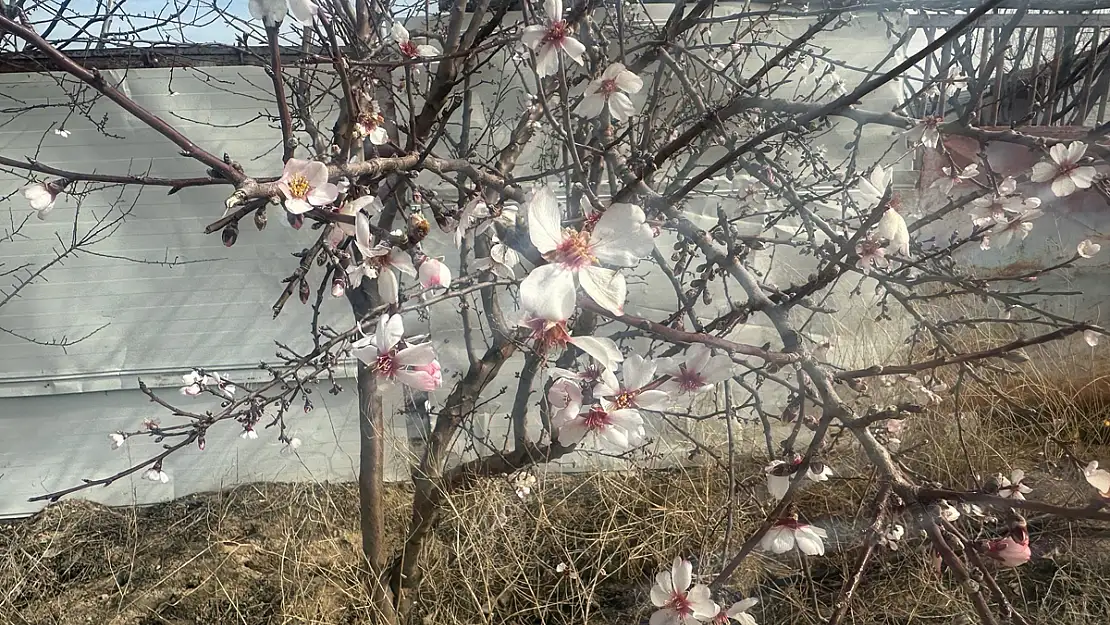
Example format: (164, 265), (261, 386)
(254, 207), (268, 231)
(222, 223), (238, 247)
(299, 279), (311, 304)
(288, 212), (304, 230)
(331, 276), (346, 298)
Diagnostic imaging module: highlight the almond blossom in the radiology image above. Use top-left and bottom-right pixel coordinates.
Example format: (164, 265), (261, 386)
(906, 116), (942, 149)
(520, 0), (585, 78)
(658, 344), (734, 395)
(180, 369), (234, 397)
(579, 63), (643, 122)
(980, 209), (1043, 251)
(1077, 239), (1101, 258)
(997, 469), (1032, 500)
(1030, 141), (1098, 197)
(454, 197), (494, 248)
(412, 359), (443, 390)
(985, 518), (1030, 568)
(1085, 330), (1101, 347)
(520, 300), (623, 371)
(969, 177), (1036, 228)
(354, 109), (390, 145)
(472, 237), (520, 279)
(24, 182), (61, 219)
(391, 22), (440, 59)
(347, 210), (417, 304)
(875, 207), (910, 257)
(142, 467), (170, 483)
(931, 163), (980, 197)
(1083, 460), (1110, 498)
(649, 558), (717, 625)
(335, 195), (381, 238)
(240, 427), (259, 440)
(595, 354), (669, 411)
(759, 516), (828, 556)
(856, 165), (891, 206)
(711, 599), (758, 625)
(855, 237), (888, 274)
(548, 378), (645, 451)
(248, 0), (317, 27)
(520, 186), (655, 316)
(109, 432), (125, 449)
(764, 458), (833, 500)
(351, 314), (439, 390)
(418, 257), (452, 289)
(278, 158), (339, 215)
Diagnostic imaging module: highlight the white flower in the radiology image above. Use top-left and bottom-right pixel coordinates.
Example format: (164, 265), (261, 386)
(513, 472), (537, 499)
(249, 0), (316, 26)
(336, 195), (382, 238)
(520, 0), (585, 78)
(346, 211), (417, 303)
(931, 163), (979, 197)
(240, 427), (258, 440)
(759, 518), (828, 555)
(906, 116), (942, 149)
(1030, 142), (1098, 197)
(595, 354), (669, 411)
(520, 186), (655, 316)
(351, 314), (440, 390)
(935, 500), (960, 522)
(142, 468), (170, 484)
(981, 209), (1043, 251)
(454, 197), (497, 248)
(875, 208), (910, 257)
(1077, 239), (1101, 258)
(658, 344), (733, 395)
(878, 523), (904, 550)
(109, 433), (125, 449)
(53, 127), (71, 138)
(719, 598), (758, 625)
(278, 158), (338, 215)
(649, 558), (717, 625)
(1084, 460), (1110, 498)
(391, 22), (441, 58)
(472, 237), (520, 279)
(418, 257), (452, 289)
(23, 183), (58, 219)
(763, 459), (832, 500)
(521, 310), (623, 371)
(579, 63), (643, 122)
(549, 378), (645, 451)
(856, 166), (892, 207)
(286, 437), (302, 451)
(1085, 330), (1101, 347)
(997, 469), (1032, 500)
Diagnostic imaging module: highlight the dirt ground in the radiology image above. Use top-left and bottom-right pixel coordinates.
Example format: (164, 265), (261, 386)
(5, 454), (1110, 625)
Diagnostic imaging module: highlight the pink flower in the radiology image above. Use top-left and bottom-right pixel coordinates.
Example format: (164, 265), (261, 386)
(351, 314), (439, 390)
(931, 163), (980, 197)
(997, 469), (1032, 500)
(658, 344), (733, 395)
(855, 237), (888, 274)
(412, 359), (443, 390)
(391, 22), (440, 58)
(277, 158), (338, 215)
(354, 110), (390, 145)
(520, 0), (585, 78)
(711, 599), (758, 625)
(649, 558), (717, 625)
(418, 257), (452, 289)
(985, 520), (1030, 568)
(549, 378), (645, 451)
(520, 310), (623, 371)
(759, 517), (828, 555)
(579, 63), (643, 122)
(520, 186), (655, 317)
(1030, 141), (1098, 197)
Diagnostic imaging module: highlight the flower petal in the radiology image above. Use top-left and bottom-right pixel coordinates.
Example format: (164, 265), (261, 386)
(579, 266), (627, 315)
(521, 264), (576, 321)
(591, 203), (654, 266)
(396, 343), (436, 366)
(527, 186), (565, 253)
(377, 314), (404, 353)
(671, 557), (692, 592)
(377, 267), (399, 304)
(607, 92), (636, 122)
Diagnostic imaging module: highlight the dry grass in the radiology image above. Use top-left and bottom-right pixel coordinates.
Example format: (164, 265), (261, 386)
(6, 341), (1110, 624)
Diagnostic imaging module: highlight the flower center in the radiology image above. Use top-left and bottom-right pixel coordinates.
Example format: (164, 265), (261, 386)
(373, 352), (398, 378)
(528, 319), (572, 355)
(287, 174), (311, 199)
(542, 20), (568, 45)
(613, 391), (637, 409)
(582, 405), (612, 430)
(675, 366), (707, 392)
(550, 229), (596, 269)
(665, 591), (694, 617)
(399, 41), (419, 57)
(599, 78), (618, 96)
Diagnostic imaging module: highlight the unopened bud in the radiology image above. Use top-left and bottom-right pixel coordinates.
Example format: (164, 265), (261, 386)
(331, 276), (346, 297)
(288, 213), (304, 230)
(299, 279), (310, 304)
(254, 207), (268, 231)
(222, 223), (238, 247)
